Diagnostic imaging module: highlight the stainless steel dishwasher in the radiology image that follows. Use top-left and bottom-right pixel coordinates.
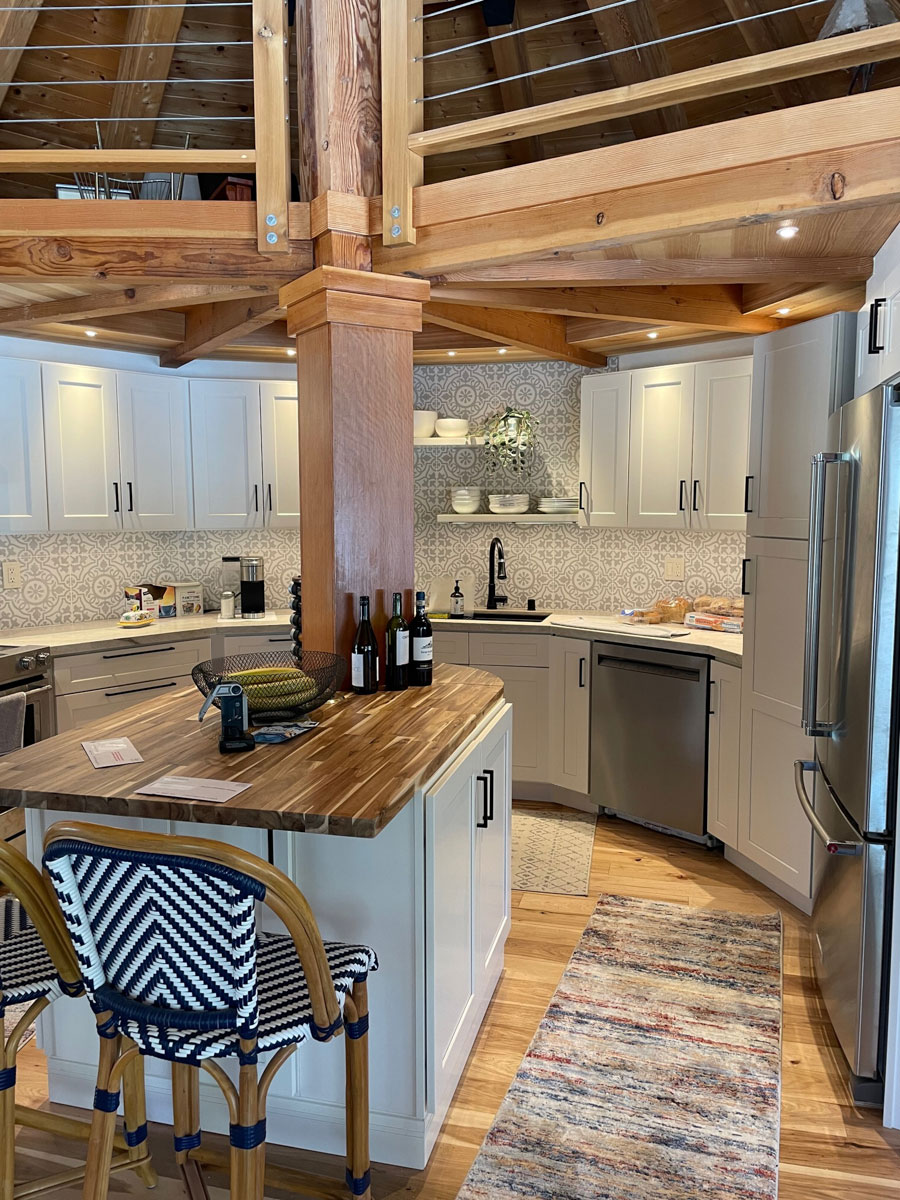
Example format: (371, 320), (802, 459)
(590, 640), (709, 839)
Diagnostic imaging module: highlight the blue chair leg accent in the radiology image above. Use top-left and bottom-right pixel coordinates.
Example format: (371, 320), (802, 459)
(124, 1122), (148, 1148)
(229, 1119), (267, 1150)
(0, 1066), (16, 1092)
(174, 1130), (202, 1154)
(346, 1168), (371, 1196)
(93, 1087), (120, 1113)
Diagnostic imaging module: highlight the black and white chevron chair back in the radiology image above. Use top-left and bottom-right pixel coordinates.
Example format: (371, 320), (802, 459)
(44, 840), (264, 1044)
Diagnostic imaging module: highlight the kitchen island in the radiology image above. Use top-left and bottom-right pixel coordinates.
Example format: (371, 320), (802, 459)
(0, 664), (512, 1169)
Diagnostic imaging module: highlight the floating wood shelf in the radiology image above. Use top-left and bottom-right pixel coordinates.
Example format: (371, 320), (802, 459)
(414, 436), (485, 446)
(437, 513), (579, 524)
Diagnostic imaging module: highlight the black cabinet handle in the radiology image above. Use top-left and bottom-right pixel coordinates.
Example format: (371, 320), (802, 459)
(113, 481), (120, 513)
(104, 681), (177, 698)
(103, 646), (175, 660)
(253, 484), (259, 512)
(678, 480), (687, 512)
(578, 481), (587, 513)
(476, 774), (490, 828)
(578, 657), (586, 688)
(267, 483), (273, 511)
(744, 475), (754, 513)
(869, 298), (887, 355)
(692, 479), (700, 512)
(127, 481), (134, 512)
(741, 558), (751, 595)
(484, 767), (495, 822)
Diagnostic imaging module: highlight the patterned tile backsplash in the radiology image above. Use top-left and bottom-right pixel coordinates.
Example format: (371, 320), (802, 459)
(413, 361), (745, 611)
(0, 528), (300, 630)
(0, 358), (743, 630)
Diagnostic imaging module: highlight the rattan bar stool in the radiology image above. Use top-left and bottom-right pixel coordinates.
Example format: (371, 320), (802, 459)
(42, 822), (378, 1200)
(0, 840), (156, 1199)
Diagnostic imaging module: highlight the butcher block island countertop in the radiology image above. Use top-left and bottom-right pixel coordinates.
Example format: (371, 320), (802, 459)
(0, 663), (505, 837)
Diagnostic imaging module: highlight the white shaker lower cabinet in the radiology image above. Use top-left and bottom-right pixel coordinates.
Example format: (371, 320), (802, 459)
(427, 703), (512, 1140)
(734, 538), (815, 908)
(0, 358), (48, 533)
(548, 635), (591, 794)
(469, 633), (549, 786)
(706, 660), (741, 846)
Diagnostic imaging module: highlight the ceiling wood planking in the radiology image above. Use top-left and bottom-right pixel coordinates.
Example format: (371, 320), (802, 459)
(0, 0), (44, 111)
(424, 299), (607, 365)
(0, 282), (272, 330)
(104, 1), (186, 150)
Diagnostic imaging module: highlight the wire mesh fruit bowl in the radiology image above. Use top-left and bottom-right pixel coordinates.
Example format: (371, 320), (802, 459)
(192, 651), (346, 722)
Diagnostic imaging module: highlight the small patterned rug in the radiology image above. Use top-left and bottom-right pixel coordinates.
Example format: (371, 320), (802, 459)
(3, 1002), (35, 1048)
(458, 894), (783, 1200)
(511, 806), (596, 895)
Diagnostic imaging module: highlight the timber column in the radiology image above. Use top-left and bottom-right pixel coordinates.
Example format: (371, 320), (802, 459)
(280, 267), (430, 661)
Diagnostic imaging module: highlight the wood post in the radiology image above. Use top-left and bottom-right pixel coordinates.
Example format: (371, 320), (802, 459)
(280, 267), (429, 664)
(381, 0), (423, 245)
(252, 0), (291, 252)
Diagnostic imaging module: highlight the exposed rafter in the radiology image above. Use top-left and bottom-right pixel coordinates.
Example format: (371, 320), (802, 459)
(0, 0), (44, 111)
(105, 1), (187, 150)
(160, 295), (283, 368)
(424, 300), (606, 366)
(0, 284), (272, 330)
(721, 0), (827, 108)
(428, 284), (781, 333)
(485, 16), (543, 166)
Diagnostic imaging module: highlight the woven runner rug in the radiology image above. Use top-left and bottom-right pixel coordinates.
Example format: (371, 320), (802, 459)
(458, 894), (783, 1200)
(511, 807), (596, 895)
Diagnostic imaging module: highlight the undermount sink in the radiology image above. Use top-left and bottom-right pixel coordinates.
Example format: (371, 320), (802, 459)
(470, 609), (550, 622)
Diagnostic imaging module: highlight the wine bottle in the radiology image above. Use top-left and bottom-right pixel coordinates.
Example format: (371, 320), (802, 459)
(410, 590), (433, 687)
(350, 595), (379, 695)
(385, 592), (409, 691)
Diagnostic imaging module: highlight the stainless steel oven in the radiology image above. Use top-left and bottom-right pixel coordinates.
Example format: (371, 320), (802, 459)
(0, 644), (55, 747)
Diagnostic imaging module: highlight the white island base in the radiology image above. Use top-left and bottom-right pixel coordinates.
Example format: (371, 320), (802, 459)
(25, 700), (512, 1170)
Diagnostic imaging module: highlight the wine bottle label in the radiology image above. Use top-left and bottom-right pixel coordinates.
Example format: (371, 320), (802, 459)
(396, 630), (410, 665)
(413, 636), (433, 663)
(351, 652), (364, 687)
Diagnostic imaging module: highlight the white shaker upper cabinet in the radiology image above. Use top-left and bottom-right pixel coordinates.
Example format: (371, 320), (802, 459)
(691, 358), (752, 532)
(117, 372), (191, 531)
(259, 380), (300, 529)
(190, 379), (263, 530)
(42, 362), (120, 532)
(747, 314), (853, 539)
(0, 358), (48, 533)
(626, 364), (695, 529)
(578, 372), (630, 527)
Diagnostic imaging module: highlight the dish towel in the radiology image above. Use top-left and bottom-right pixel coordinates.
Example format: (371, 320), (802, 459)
(0, 692), (26, 756)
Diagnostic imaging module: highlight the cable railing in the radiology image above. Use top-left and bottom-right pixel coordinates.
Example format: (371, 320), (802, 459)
(380, 0), (900, 246)
(0, 0), (291, 253)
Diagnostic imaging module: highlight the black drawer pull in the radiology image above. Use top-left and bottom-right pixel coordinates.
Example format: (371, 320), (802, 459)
(578, 657), (586, 688)
(476, 774), (490, 828)
(484, 767), (495, 822)
(102, 646), (176, 660)
(104, 681), (178, 698)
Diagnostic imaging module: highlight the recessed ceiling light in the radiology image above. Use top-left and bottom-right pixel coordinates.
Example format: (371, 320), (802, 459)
(447, 350), (456, 357)
(777, 307), (791, 315)
(498, 347), (507, 354)
(286, 347), (296, 357)
(84, 329), (97, 337)
(646, 331), (659, 339)
(776, 222), (799, 240)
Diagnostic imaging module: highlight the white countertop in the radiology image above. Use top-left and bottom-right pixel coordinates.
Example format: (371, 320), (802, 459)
(0, 610), (292, 657)
(432, 610), (742, 667)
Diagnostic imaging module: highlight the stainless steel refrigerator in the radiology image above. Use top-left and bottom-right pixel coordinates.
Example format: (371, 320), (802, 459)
(795, 377), (900, 1101)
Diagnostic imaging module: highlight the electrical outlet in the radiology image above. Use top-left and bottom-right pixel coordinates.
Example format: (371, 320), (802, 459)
(2, 561), (22, 589)
(664, 556), (685, 582)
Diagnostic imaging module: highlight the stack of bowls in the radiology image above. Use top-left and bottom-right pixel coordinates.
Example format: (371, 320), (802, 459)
(488, 493), (530, 514)
(451, 487), (481, 514)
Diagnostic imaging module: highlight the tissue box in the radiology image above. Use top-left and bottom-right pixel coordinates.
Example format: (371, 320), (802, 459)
(155, 581), (203, 618)
(124, 586), (160, 620)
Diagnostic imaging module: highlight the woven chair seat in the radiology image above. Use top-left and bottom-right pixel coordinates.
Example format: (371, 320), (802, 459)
(0, 895), (61, 1009)
(118, 934), (378, 1063)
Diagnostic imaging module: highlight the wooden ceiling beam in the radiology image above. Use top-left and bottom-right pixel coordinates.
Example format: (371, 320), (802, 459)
(741, 280), (812, 314)
(0, 200), (312, 240)
(410, 24), (900, 158)
(33, 311), (186, 348)
(566, 318), (723, 350)
(428, 257), (875, 288)
(742, 280), (866, 319)
(0, 0), (44, 111)
(104, 1), (186, 150)
(160, 295), (284, 368)
(0, 237), (313, 284)
(485, 18), (543, 166)
(428, 284), (780, 333)
(0, 284), (272, 330)
(583, 0), (687, 138)
(424, 300), (606, 367)
(414, 325), (503, 351)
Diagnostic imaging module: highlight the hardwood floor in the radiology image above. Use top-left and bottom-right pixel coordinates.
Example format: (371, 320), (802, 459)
(13, 805), (900, 1198)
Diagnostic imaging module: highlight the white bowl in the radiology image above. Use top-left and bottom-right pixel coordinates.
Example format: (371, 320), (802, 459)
(489, 495), (530, 514)
(451, 486), (480, 497)
(413, 410), (437, 438)
(451, 496), (481, 514)
(435, 418), (470, 438)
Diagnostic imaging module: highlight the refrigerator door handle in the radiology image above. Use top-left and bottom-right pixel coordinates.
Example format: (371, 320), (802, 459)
(793, 760), (863, 856)
(803, 452), (849, 736)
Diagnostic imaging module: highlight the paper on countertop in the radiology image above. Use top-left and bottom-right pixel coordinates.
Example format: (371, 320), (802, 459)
(82, 738), (144, 769)
(134, 776), (251, 803)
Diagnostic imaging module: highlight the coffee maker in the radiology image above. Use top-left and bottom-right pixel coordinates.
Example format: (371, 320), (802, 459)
(239, 555), (266, 619)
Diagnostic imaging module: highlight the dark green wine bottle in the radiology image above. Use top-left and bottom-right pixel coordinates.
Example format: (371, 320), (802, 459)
(410, 590), (433, 687)
(385, 592), (409, 691)
(351, 595), (379, 695)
